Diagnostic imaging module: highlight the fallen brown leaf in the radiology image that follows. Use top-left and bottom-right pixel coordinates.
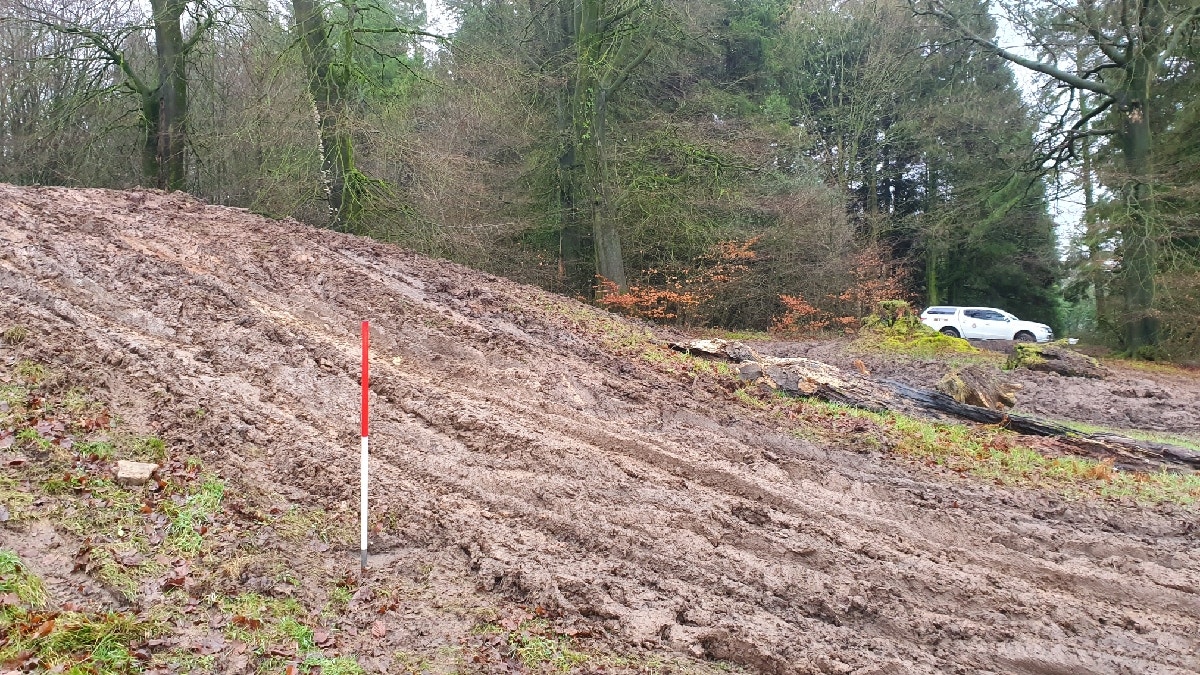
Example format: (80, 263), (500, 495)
(232, 615), (263, 630)
(33, 618), (55, 638)
(313, 628), (335, 647)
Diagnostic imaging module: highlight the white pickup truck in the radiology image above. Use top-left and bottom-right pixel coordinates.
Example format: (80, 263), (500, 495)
(919, 306), (1054, 342)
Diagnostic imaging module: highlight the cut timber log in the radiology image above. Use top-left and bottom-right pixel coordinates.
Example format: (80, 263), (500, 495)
(673, 339), (1200, 472)
(936, 365), (1021, 410)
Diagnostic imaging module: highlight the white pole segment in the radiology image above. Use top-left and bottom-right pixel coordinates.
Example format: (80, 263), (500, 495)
(360, 435), (368, 570)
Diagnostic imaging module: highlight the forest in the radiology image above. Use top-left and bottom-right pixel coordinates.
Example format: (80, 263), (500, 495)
(1, 0), (1198, 359)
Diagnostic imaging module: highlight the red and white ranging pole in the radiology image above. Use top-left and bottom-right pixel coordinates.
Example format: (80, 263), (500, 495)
(360, 320), (370, 572)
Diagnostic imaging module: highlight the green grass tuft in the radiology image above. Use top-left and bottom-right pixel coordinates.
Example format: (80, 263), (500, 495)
(166, 477), (225, 554)
(0, 550), (47, 608)
(0, 608), (157, 672)
(302, 655), (366, 675)
(508, 620), (588, 672)
(2, 325), (29, 345)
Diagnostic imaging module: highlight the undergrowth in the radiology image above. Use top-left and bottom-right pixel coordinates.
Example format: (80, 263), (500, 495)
(1, 550), (47, 607)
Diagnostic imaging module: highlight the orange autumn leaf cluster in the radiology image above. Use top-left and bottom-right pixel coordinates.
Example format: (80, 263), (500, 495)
(596, 278), (701, 320)
(771, 247), (909, 336)
(597, 237), (760, 323)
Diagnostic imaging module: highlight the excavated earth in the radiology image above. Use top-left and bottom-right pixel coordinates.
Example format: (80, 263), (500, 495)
(2, 184), (1199, 675)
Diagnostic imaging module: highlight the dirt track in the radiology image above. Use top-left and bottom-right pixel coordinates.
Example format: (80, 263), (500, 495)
(2, 184), (1199, 674)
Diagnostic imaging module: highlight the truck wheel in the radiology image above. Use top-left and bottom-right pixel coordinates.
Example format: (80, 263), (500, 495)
(1014, 331), (1036, 342)
(940, 327), (960, 338)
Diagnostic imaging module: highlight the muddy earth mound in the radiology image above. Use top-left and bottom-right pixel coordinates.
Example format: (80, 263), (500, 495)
(2, 185), (1198, 674)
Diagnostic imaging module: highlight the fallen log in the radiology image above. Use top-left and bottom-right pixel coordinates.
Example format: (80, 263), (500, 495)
(883, 381), (1200, 471)
(672, 339), (1200, 471)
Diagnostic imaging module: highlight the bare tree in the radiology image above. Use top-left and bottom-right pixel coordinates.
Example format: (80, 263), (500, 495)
(7, 0), (217, 189)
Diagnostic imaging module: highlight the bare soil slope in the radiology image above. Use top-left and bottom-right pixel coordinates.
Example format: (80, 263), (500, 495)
(2, 185), (1198, 675)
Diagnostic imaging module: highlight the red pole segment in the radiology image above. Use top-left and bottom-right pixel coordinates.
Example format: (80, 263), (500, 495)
(361, 321), (370, 437)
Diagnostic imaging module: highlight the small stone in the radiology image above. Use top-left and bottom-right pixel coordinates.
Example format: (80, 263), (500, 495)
(115, 460), (158, 486)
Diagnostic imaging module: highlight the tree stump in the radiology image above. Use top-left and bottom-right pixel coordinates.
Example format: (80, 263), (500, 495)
(936, 365), (1021, 410)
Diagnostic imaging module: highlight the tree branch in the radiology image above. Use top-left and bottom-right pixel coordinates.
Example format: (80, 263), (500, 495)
(600, 0), (645, 33)
(602, 22), (656, 95)
(911, 0), (1114, 97)
(1080, 1), (1129, 65)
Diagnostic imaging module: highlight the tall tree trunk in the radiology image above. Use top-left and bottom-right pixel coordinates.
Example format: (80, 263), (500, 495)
(1117, 22), (1159, 352)
(555, 0), (588, 292)
(925, 246), (939, 306)
(150, 0), (187, 190)
(293, 0), (356, 228)
(555, 0), (651, 296)
(1078, 94), (1105, 323)
(140, 92), (161, 187)
(590, 88), (627, 290)
(924, 161), (939, 306)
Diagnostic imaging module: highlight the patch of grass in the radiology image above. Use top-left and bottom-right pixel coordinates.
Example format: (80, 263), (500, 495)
(0, 555), (157, 673)
(14, 360), (46, 383)
(507, 620), (588, 672)
(697, 328), (772, 341)
(58, 387), (97, 416)
(0, 477), (35, 523)
(41, 475), (169, 600)
(790, 399), (1200, 505)
(2, 325), (29, 345)
(0, 608), (157, 673)
(124, 435), (168, 462)
(166, 477), (224, 554)
(302, 655), (365, 675)
(641, 346), (739, 381)
(49, 477), (142, 533)
(732, 387), (767, 409)
(474, 616), (587, 672)
(550, 300), (656, 353)
(277, 506), (351, 546)
(1101, 356), (1197, 375)
(157, 650), (217, 673)
(390, 650), (434, 674)
(75, 440), (115, 460)
(218, 593), (310, 652)
(0, 382), (30, 411)
(0, 550), (47, 608)
(1051, 420), (1200, 453)
(328, 584), (353, 606)
(16, 427), (52, 452)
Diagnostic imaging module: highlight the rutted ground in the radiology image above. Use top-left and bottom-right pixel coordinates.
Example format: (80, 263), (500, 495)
(1, 184), (1198, 674)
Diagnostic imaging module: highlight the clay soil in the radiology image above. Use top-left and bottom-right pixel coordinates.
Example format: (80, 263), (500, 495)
(1, 184), (1198, 675)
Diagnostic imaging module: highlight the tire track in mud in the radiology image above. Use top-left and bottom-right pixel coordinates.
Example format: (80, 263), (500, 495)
(2, 185), (1199, 674)
(372, 377), (1200, 673)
